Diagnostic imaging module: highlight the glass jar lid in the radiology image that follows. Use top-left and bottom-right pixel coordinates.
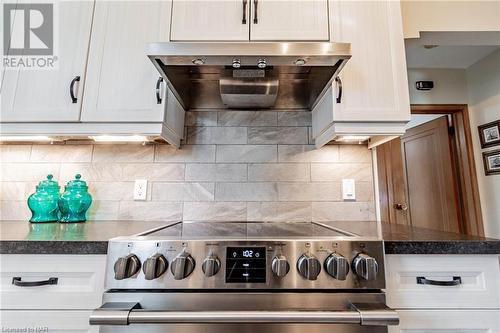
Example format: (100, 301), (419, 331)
(65, 174), (88, 190)
(36, 174), (60, 191)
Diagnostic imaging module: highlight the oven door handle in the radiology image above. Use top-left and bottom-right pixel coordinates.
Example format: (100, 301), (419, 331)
(89, 302), (399, 326)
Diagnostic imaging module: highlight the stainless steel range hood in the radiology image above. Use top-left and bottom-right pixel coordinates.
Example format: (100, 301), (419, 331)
(147, 42), (351, 110)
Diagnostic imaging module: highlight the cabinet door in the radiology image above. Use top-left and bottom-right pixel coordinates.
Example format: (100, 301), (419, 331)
(312, 0), (410, 147)
(385, 254), (500, 309)
(81, 1), (171, 122)
(329, 0), (410, 123)
(250, 0), (329, 41)
(0, 310), (98, 333)
(171, 0), (249, 41)
(1, 254), (106, 310)
(0, 1), (94, 122)
(388, 310), (500, 333)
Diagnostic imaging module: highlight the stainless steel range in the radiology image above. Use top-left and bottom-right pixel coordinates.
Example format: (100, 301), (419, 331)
(90, 221), (398, 332)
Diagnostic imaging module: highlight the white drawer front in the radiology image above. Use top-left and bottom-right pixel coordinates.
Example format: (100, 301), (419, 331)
(386, 255), (500, 309)
(388, 309), (500, 333)
(0, 310), (98, 333)
(0, 255), (105, 310)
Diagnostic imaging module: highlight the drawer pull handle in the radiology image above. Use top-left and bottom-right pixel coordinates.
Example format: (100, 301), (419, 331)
(12, 277), (58, 287)
(416, 276), (461, 286)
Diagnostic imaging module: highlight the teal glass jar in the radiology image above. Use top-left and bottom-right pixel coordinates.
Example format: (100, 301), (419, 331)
(27, 175), (60, 223)
(58, 174), (92, 223)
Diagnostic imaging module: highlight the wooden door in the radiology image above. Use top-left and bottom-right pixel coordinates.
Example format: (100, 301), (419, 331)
(0, 1), (94, 122)
(402, 117), (460, 232)
(170, 0), (250, 41)
(377, 117), (462, 233)
(81, 1), (171, 122)
(376, 137), (409, 225)
(250, 0), (329, 41)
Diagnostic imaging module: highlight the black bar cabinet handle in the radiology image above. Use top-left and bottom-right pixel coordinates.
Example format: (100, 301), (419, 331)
(335, 76), (342, 103)
(70, 76), (80, 103)
(242, 0), (248, 24)
(156, 77), (164, 104)
(12, 277), (58, 287)
(416, 276), (461, 286)
(253, 0), (258, 24)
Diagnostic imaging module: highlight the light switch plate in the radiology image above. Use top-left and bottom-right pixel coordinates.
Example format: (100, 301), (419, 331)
(342, 179), (356, 201)
(134, 179), (148, 201)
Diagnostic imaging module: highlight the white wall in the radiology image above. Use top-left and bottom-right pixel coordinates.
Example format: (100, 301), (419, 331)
(401, 1), (500, 39)
(466, 49), (500, 238)
(407, 68), (468, 104)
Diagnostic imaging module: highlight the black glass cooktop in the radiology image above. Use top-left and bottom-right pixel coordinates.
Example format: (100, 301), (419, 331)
(135, 221), (374, 240)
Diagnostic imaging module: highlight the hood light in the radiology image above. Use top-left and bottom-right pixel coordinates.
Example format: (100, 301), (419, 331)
(294, 58), (306, 66)
(0, 135), (53, 142)
(336, 135), (370, 143)
(232, 59), (241, 68)
(90, 135), (148, 142)
(257, 59), (267, 69)
(192, 58), (205, 65)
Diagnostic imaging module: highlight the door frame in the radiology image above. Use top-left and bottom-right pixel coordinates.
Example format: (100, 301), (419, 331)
(410, 104), (484, 236)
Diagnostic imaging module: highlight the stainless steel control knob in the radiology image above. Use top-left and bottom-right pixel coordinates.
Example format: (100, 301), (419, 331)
(171, 251), (196, 280)
(324, 253), (349, 280)
(352, 253), (378, 281)
(202, 255), (221, 277)
(142, 253), (168, 280)
(297, 254), (321, 280)
(114, 254), (141, 280)
(257, 58), (267, 69)
(271, 255), (290, 278)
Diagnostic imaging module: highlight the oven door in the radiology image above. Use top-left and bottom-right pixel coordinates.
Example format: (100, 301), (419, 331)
(90, 292), (398, 333)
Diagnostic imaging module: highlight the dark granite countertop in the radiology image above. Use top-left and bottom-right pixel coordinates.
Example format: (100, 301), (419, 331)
(382, 223), (500, 254)
(1, 221), (498, 255)
(0, 221), (166, 254)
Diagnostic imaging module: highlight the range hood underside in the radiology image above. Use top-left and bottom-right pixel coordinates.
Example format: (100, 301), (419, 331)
(155, 63), (345, 110)
(148, 42), (351, 111)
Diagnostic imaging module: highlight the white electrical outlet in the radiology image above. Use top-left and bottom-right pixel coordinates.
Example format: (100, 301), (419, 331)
(134, 179), (148, 201)
(342, 179), (356, 201)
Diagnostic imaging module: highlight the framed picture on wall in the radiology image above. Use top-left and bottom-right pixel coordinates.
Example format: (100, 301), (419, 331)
(478, 120), (500, 148)
(483, 149), (500, 176)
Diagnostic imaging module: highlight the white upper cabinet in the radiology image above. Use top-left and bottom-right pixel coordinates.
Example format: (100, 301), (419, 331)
(312, 0), (410, 147)
(170, 0), (329, 41)
(250, 0), (329, 41)
(81, 1), (172, 122)
(170, 0), (250, 41)
(0, 1), (94, 122)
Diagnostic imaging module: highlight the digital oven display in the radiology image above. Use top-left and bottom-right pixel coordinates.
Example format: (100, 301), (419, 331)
(225, 247), (266, 283)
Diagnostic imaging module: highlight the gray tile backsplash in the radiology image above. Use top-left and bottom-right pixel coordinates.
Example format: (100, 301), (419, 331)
(0, 111), (375, 222)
